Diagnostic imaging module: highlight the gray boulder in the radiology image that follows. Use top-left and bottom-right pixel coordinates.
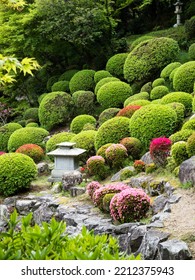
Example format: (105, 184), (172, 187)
(179, 156), (195, 187)
(141, 152), (153, 164)
(62, 170), (82, 190)
(158, 239), (192, 260)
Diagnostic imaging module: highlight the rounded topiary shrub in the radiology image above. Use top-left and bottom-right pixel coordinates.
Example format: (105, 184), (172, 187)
(105, 53), (128, 79)
(152, 78), (165, 88)
(161, 92), (193, 116)
(0, 122), (22, 152)
(70, 115), (96, 134)
(110, 187), (150, 223)
(46, 132), (75, 153)
(188, 43), (195, 60)
(171, 141), (189, 165)
(129, 104), (177, 151)
(149, 137), (172, 167)
(72, 90), (95, 115)
(97, 81), (132, 109)
(130, 36), (154, 50)
(182, 119), (195, 131)
(94, 77), (119, 95)
(160, 62), (181, 79)
(105, 144), (128, 169)
(173, 61), (195, 93)
(186, 133), (195, 157)
(16, 144), (45, 163)
(46, 75), (59, 91)
(117, 105), (141, 118)
(96, 143), (113, 160)
(124, 37), (180, 84)
(58, 69), (79, 81)
(150, 86), (169, 100)
(86, 181), (102, 199)
(71, 130), (97, 158)
(26, 122), (39, 127)
(8, 127), (49, 152)
(38, 91), (73, 131)
(93, 183), (129, 210)
(86, 155), (108, 179)
(94, 70), (112, 84)
(120, 137), (142, 159)
(169, 129), (194, 144)
(98, 108), (120, 126)
(51, 81), (70, 92)
(124, 92), (149, 107)
(23, 108), (39, 123)
(82, 123), (96, 131)
(0, 153), (37, 196)
(69, 69), (95, 94)
(166, 102), (185, 130)
(128, 99), (151, 106)
(95, 117), (130, 151)
(140, 82), (152, 93)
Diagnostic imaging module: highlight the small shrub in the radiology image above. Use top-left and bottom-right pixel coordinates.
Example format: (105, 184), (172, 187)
(105, 144), (128, 169)
(152, 78), (165, 87)
(184, 15), (195, 41)
(72, 90), (95, 115)
(82, 123), (96, 131)
(169, 129), (194, 144)
(102, 193), (116, 213)
(0, 151), (6, 156)
(171, 141), (189, 165)
(58, 69), (79, 81)
(94, 70), (112, 84)
(51, 80), (70, 92)
(69, 69), (95, 94)
(46, 75), (59, 91)
(188, 43), (195, 60)
(98, 108), (120, 126)
(182, 119), (195, 131)
(0, 153), (37, 196)
(133, 160), (145, 173)
(160, 62), (181, 79)
(186, 133), (195, 157)
(140, 82), (152, 93)
(97, 81), (132, 109)
(124, 92), (149, 107)
(150, 86), (169, 100)
(128, 100), (150, 106)
(173, 61), (195, 93)
(120, 137), (142, 159)
(110, 188), (150, 223)
(117, 105), (141, 118)
(0, 122), (22, 152)
(149, 137), (172, 167)
(145, 163), (157, 174)
(130, 36), (154, 50)
(86, 155), (108, 179)
(26, 122), (39, 127)
(105, 53), (128, 79)
(120, 168), (135, 181)
(23, 108), (39, 123)
(94, 77), (119, 95)
(16, 144), (45, 163)
(96, 143), (113, 159)
(166, 102), (185, 130)
(70, 115), (96, 134)
(86, 181), (102, 199)
(46, 132), (75, 153)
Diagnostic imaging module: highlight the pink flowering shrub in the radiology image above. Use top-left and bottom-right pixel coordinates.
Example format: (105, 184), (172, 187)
(0, 151), (6, 156)
(86, 155), (108, 179)
(149, 137), (172, 166)
(105, 143), (128, 169)
(133, 160), (145, 173)
(110, 188), (150, 223)
(86, 181), (102, 199)
(93, 183), (129, 210)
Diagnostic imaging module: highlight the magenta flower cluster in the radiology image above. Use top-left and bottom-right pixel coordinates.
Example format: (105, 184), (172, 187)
(110, 188), (150, 223)
(86, 181), (102, 199)
(149, 137), (172, 166)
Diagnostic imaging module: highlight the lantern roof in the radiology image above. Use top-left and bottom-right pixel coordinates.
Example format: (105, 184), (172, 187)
(47, 142), (86, 156)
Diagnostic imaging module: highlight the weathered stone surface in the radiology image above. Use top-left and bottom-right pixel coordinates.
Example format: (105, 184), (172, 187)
(0, 205), (9, 228)
(158, 239), (192, 260)
(62, 170), (82, 190)
(51, 182), (62, 194)
(147, 180), (165, 196)
(179, 156), (195, 186)
(111, 166), (135, 182)
(15, 199), (37, 215)
(70, 186), (86, 197)
(128, 225), (147, 253)
(129, 175), (153, 189)
(33, 203), (54, 225)
(37, 162), (50, 176)
(152, 194), (169, 214)
(141, 152), (153, 164)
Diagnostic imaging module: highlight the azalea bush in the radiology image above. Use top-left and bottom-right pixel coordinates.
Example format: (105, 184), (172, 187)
(120, 137), (142, 160)
(86, 181), (102, 199)
(116, 105), (141, 118)
(149, 137), (172, 167)
(86, 155), (109, 180)
(16, 144), (45, 163)
(110, 188), (151, 223)
(105, 143), (128, 169)
(133, 160), (145, 173)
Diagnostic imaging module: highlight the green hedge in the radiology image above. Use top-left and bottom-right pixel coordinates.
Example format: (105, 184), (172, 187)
(51, 81), (70, 92)
(166, 102), (185, 130)
(169, 129), (194, 144)
(171, 141), (189, 165)
(152, 78), (165, 88)
(70, 115), (96, 134)
(95, 77), (119, 95)
(94, 70), (112, 84)
(105, 53), (128, 79)
(188, 43), (195, 60)
(186, 133), (195, 157)
(0, 122), (22, 152)
(69, 69), (95, 94)
(23, 108), (39, 123)
(46, 132), (76, 153)
(150, 86), (169, 100)
(98, 108), (120, 126)
(58, 69), (79, 81)
(173, 61), (195, 93)
(124, 92), (149, 107)
(160, 62), (181, 79)
(72, 90), (95, 115)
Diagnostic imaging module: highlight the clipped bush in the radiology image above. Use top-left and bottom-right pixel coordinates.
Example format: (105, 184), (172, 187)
(38, 91), (73, 131)
(82, 123), (96, 131)
(58, 69), (79, 81)
(140, 82), (152, 93)
(124, 37), (179, 84)
(188, 43), (195, 60)
(102, 193), (116, 213)
(0, 153), (37, 196)
(46, 75), (59, 91)
(117, 105), (141, 118)
(130, 35), (154, 50)
(152, 78), (165, 88)
(16, 144), (45, 163)
(46, 132), (75, 153)
(105, 144), (128, 169)
(110, 188), (150, 223)
(97, 81), (132, 109)
(120, 168), (135, 181)
(94, 77), (119, 95)
(171, 141), (189, 165)
(150, 86), (169, 100)
(133, 160), (145, 173)
(71, 130), (97, 158)
(182, 119), (195, 131)
(129, 104), (177, 151)
(51, 81), (70, 92)
(145, 163), (157, 174)
(166, 102), (185, 130)
(95, 117), (130, 151)
(94, 70), (112, 84)
(149, 137), (172, 167)
(186, 133), (195, 157)
(160, 62), (181, 79)
(169, 129), (194, 144)
(105, 53), (128, 79)
(86, 155), (108, 179)
(120, 137), (142, 159)
(70, 115), (96, 134)
(8, 127), (49, 152)
(173, 61), (195, 93)
(161, 91), (193, 116)
(86, 181), (102, 199)
(124, 92), (149, 107)
(26, 122), (39, 127)
(72, 90), (95, 114)
(96, 143), (113, 159)
(38, 93), (48, 104)
(92, 183), (129, 210)
(0, 122), (22, 152)
(184, 15), (195, 41)
(23, 108), (39, 123)
(98, 108), (120, 126)
(128, 100), (150, 106)
(69, 69), (95, 94)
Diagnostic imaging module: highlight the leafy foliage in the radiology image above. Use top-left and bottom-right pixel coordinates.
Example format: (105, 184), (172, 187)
(173, 61), (195, 93)
(0, 122), (22, 152)
(16, 143), (45, 163)
(70, 115), (96, 134)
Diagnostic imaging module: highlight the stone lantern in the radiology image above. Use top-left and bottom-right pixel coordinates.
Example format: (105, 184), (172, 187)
(173, 1), (183, 27)
(47, 142), (86, 182)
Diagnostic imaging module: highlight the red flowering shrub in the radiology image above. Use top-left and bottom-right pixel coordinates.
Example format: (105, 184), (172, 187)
(120, 137), (142, 159)
(0, 151), (6, 156)
(149, 137), (172, 166)
(133, 160), (145, 172)
(86, 155), (108, 179)
(93, 183), (129, 210)
(117, 105), (141, 118)
(110, 188), (150, 223)
(86, 181), (102, 199)
(16, 144), (45, 163)
(105, 144), (128, 169)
